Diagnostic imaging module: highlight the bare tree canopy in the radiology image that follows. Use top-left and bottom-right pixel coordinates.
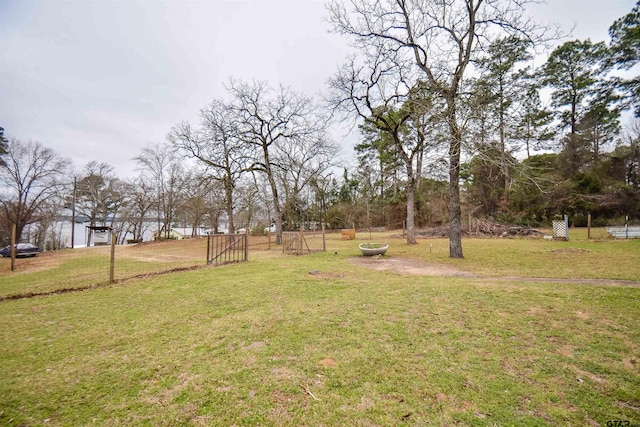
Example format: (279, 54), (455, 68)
(228, 79), (334, 242)
(327, 43), (446, 244)
(0, 139), (71, 243)
(169, 99), (251, 234)
(76, 161), (124, 226)
(134, 143), (186, 240)
(0, 126), (8, 167)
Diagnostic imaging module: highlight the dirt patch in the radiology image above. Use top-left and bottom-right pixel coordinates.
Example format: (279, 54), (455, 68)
(0, 251), (61, 274)
(319, 357), (337, 367)
(349, 255), (640, 288)
(349, 256), (475, 277)
(271, 367), (294, 379)
(575, 311), (590, 320)
(242, 341), (266, 350)
(308, 270), (345, 279)
(557, 345), (574, 357)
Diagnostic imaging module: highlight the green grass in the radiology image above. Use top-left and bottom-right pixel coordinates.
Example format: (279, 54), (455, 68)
(393, 228), (640, 280)
(0, 230), (639, 425)
(0, 240), (208, 299)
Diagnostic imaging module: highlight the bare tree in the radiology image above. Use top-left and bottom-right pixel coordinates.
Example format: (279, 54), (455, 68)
(0, 139), (71, 244)
(250, 173), (278, 232)
(0, 126), (8, 167)
(134, 143), (186, 239)
(233, 177), (263, 231)
(275, 130), (338, 230)
(328, 46), (444, 244)
(228, 79), (330, 243)
(119, 173), (156, 242)
(204, 185), (227, 234)
(75, 161), (125, 245)
(327, 0), (553, 257)
(169, 99), (250, 234)
(177, 168), (216, 236)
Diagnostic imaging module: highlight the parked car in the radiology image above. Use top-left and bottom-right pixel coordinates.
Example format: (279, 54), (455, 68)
(0, 243), (40, 258)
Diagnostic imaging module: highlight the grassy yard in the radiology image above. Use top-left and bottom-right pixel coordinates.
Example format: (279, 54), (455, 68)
(1, 230), (639, 425)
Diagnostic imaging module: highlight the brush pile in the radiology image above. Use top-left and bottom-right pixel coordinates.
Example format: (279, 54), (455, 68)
(413, 219), (542, 238)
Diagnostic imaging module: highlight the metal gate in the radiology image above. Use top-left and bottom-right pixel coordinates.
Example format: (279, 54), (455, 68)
(207, 233), (248, 265)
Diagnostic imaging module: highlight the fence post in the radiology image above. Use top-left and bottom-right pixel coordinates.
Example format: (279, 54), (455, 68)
(10, 223), (16, 272)
(564, 215), (569, 242)
(109, 232), (116, 283)
(626, 215), (629, 239)
(322, 223), (326, 252)
(298, 226), (303, 255)
(244, 231), (249, 262)
(206, 234), (211, 265)
(587, 213), (591, 240)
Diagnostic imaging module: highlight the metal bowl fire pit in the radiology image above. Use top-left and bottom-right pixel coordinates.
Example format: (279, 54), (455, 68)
(358, 242), (388, 256)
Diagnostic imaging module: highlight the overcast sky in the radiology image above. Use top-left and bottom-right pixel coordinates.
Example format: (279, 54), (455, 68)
(0, 0), (637, 178)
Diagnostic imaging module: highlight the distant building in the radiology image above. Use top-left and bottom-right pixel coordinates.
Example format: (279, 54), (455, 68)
(152, 227), (211, 240)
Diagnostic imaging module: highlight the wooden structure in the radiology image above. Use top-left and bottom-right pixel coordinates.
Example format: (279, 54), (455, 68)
(341, 228), (355, 240)
(86, 225), (113, 246)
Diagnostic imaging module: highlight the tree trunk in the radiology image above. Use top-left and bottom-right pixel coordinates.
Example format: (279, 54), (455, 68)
(14, 223), (25, 245)
(447, 102), (464, 258)
(272, 185), (283, 244)
(404, 152), (417, 245)
(224, 177), (235, 234)
(499, 78), (510, 201)
(263, 156), (283, 244)
(406, 181), (416, 245)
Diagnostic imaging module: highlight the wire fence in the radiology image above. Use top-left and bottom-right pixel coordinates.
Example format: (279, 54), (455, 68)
(0, 229), (354, 300)
(0, 233), (266, 300)
(282, 228), (327, 255)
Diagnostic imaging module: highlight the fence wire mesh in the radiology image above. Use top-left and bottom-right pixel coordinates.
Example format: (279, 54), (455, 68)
(0, 233), (269, 300)
(282, 229), (326, 255)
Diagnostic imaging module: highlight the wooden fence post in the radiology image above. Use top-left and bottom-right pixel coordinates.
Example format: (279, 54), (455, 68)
(10, 223), (16, 272)
(587, 213), (592, 240)
(206, 234), (211, 265)
(109, 232), (116, 283)
(322, 223), (326, 252)
(298, 226), (303, 255)
(244, 231), (249, 262)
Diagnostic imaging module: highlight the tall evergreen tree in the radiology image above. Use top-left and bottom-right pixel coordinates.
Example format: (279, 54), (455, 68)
(541, 39), (614, 176)
(474, 36), (533, 200)
(355, 120), (403, 202)
(515, 84), (556, 158)
(608, 0), (640, 116)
